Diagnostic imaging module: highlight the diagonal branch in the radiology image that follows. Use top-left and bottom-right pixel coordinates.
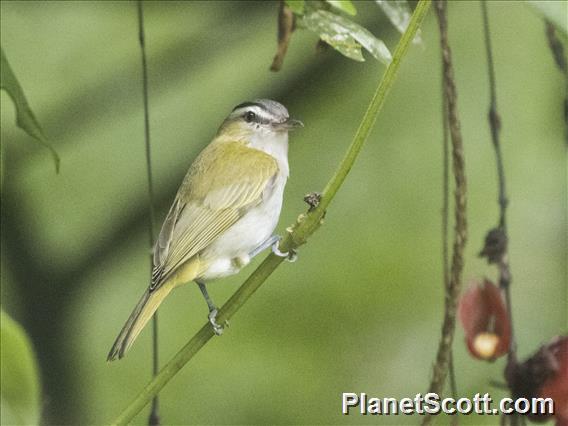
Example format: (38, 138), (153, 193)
(423, 2), (467, 424)
(110, 1), (431, 424)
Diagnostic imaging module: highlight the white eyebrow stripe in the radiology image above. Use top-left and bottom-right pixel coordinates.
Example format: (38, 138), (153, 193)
(231, 105), (277, 123)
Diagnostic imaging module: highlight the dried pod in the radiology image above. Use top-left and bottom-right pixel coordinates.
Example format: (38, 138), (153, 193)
(479, 227), (507, 264)
(304, 192), (321, 211)
(270, 1), (295, 72)
(458, 279), (511, 361)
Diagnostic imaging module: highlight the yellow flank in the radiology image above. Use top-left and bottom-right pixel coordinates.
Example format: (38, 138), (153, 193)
(170, 256), (202, 287)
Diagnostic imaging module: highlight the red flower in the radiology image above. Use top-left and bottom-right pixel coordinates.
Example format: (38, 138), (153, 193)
(458, 279), (511, 360)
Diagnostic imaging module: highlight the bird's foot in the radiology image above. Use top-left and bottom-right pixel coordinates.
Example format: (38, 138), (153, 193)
(272, 240), (298, 263)
(249, 235), (280, 259)
(208, 308), (227, 336)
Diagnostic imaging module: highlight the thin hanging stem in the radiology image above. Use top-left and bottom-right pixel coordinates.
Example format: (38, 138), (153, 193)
(480, 7), (519, 426)
(441, 67), (450, 295)
(423, 2), (468, 424)
(110, 2), (431, 424)
(544, 21), (568, 145)
(480, 0), (516, 367)
(481, 1), (507, 229)
(136, 1), (159, 425)
(441, 72), (459, 421)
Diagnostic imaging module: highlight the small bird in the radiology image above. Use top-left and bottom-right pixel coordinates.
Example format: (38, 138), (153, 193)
(107, 99), (302, 361)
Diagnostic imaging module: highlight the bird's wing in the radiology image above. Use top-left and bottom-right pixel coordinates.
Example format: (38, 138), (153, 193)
(151, 141), (279, 289)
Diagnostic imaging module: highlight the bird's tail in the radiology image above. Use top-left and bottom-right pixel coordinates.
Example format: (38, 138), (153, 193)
(107, 284), (173, 361)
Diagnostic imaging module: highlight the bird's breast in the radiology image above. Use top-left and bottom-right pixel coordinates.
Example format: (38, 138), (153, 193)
(199, 173), (287, 281)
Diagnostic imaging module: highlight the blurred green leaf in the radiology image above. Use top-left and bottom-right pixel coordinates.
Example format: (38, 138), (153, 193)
(375, 0), (422, 43)
(285, 0), (304, 15)
(0, 47), (60, 173)
(301, 10), (392, 64)
(526, 1), (567, 35)
(326, 0), (357, 16)
(1, 309), (41, 426)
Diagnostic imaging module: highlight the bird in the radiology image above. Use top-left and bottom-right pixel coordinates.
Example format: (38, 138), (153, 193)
(107, 99), (302, 361)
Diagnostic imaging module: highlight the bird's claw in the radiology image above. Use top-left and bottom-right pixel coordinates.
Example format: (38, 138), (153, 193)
(208, 309), (225, 336)
(286, 249), (298, 262)
(272, 241), (298, 263)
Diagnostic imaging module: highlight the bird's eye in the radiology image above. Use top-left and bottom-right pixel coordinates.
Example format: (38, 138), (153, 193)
(244, 111), (256, 123)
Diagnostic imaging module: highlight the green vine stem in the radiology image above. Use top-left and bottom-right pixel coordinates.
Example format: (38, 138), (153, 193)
(110, 1), (431, 423)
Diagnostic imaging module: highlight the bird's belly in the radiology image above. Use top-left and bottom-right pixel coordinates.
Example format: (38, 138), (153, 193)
(199, 176), (286, 281)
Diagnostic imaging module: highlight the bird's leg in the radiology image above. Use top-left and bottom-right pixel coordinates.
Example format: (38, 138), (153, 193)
(196, 280), (225, 335)
(271, 237), (297, 263)
(249, 235), (297, 262)
(249, 235), (281, 259)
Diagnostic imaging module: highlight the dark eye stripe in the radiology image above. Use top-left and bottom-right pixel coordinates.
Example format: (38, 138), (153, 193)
(246, 110), (271, 125)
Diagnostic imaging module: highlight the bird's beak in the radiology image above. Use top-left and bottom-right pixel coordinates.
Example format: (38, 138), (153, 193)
(275, 118), (304, 131)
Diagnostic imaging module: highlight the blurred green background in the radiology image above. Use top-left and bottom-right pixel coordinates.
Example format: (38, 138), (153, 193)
(1, 1), (566, 425)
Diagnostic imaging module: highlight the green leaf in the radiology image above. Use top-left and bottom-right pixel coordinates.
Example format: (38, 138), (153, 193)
(1, 309), (41, 426)
(301, 10), (392, 64)
(1, 47), (60, 173)
(526, 0), (567, 35)
(285, 0), (305, 15)
(375, 0), (422, 43)
(326, 0), (357, 16)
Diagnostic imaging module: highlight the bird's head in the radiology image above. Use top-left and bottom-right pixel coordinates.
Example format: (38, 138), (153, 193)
(217, 99), (303, 142)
